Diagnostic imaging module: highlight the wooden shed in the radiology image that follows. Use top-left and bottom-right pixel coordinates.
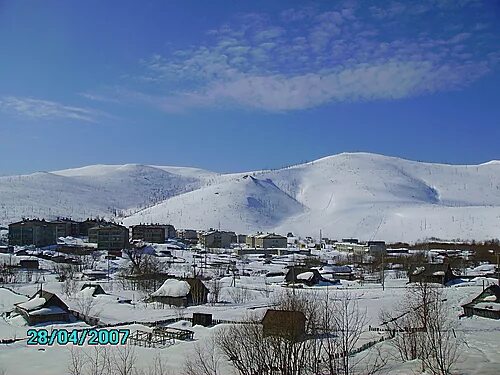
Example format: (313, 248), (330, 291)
(150, 278), (209, 307)
(408, 263), (456, 285)
(81, 283), (106, 296)
(262, 309), (306, 342)
(462, 284), (500, 320)
(192, 313), (213, 327)
(285, 267), (323, 286)
(19, 259), (39, 270)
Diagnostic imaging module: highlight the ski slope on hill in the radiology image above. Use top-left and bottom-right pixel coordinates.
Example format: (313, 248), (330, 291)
(1, 153), (499, 242)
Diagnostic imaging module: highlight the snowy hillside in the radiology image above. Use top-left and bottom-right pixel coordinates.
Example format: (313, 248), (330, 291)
(0, 164), (217, 224)
(123, 175), (306, 232)
(1, 153), (500, 242)
(125, 153), (500, 242)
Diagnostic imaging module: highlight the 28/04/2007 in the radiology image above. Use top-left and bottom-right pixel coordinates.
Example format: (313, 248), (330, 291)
(26, 328), (130, 346)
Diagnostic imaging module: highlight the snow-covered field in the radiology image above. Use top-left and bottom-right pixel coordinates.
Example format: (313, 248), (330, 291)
(1, 152), (500, 242)
(0, 246), (499, 375)
(1, 275), (499, 374)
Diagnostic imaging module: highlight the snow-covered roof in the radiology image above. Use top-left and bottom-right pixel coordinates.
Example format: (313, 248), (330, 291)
(412, 266), (425, 275)
(29, 306), (67, 316)
(16, 296), (46, 311)
(473, 302), (500, 312)
(151, 279), (190, 298)
(296, 272), (314, 281)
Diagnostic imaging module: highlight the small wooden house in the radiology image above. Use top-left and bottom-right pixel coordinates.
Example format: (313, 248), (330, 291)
(192, 313), (213, 327)
(150, 278), (208, 307)
(462, 285), (500, 320)
(19, 259), (39, 270)
(81, 283), (106, 297)
(408, 263), (456, 285)
(285, 267), (323, 286)
(262, 309), (306, 342)
(15, 290), (70, 325)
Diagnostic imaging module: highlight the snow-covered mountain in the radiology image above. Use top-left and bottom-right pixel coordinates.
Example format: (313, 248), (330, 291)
(0, 164), (218, 224)
(1, 153), (499, 242)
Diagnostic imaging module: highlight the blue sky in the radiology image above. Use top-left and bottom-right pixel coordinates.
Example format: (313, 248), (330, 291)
(0, 0), (499, 175)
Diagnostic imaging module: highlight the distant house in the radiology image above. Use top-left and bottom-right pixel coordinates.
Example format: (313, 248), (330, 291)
(247, 233), (287, 249)
(462, 285), (500, 320)
(88, 223), (129, 251)
(176, 229), (199, 244)
(8, 219), (57, 247)
(81, 284), (106, 296)
(321, 265), (354, 280)
(246, 232), (260, 248)
(367, 241), (387, 254)
(131, 224), (176, 243)
(150, 278), (209, 307)
(262, 309), (306, 342)
(285, 267), (324, 286)
(408, 263), (457, 285)
(15, 290), (70, 325)
(199, 230), (236, 249)
(19, 258), (40, 270)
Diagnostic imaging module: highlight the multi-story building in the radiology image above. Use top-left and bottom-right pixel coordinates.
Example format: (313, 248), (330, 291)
(8, 219), (57, 247)
(131, 224), (176, 243)
(88, 224), (129, 250)
(177, 229), (198, 241)
(51, 218), (80, 238)
(254, 233), (287, 249)
(237, 234), (247, 244)
(334, 240), (386, 255)
(199, 230), (236, 249)
(79, 218), (106, 237)
(246, 232), (262, 248)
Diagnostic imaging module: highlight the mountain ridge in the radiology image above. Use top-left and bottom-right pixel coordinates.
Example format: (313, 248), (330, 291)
(1, 152), (499, 242)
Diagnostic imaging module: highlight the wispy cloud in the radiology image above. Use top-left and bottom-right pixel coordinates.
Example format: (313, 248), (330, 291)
(0, 96), (103, 122)
(98, 0), (500, 112)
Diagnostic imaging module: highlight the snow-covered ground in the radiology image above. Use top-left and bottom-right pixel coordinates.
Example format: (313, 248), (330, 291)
(1, 245), (499, 375)
(1, 276), (499, 374)
(1, 152), (500, 242)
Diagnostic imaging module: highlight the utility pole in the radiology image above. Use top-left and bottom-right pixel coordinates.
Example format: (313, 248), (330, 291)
(497, 251), (499, 286)
(381, 252), (385, 291)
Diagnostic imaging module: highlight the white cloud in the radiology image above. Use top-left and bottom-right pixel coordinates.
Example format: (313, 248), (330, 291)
(94, 1), (500, 112)
(0, 96), (102, 122)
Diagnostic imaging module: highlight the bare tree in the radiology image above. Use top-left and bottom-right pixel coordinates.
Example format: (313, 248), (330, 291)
(227, 286), (251, 304)
(112, 345), (137, 375)
(136, 354), (170, 375)
(84, 347), (112, 375)
(74, 294), (99, 318)
(208, 278), (221, 305)
(68, 347), (86, 375)
(381, 283), (460, 375)
(69, 346), (169, 375)
(123, 247), (147, 274)
(215, 290), (386, 375)
(184, 335), (223, 375)
(421, 293), (460, 375)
